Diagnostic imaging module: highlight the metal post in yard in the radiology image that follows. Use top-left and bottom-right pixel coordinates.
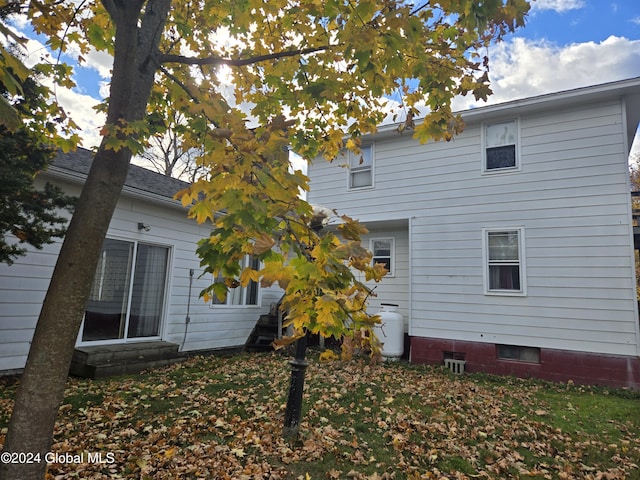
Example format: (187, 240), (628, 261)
(283, 332), (309, 439)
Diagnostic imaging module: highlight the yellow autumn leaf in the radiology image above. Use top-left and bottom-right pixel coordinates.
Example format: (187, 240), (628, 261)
(231, 447), (246, 457)
(163, 447), (176, 458)
(251, 233), (275, 255)
(319, 349), (339, 362)
(239, 267), (260, 287)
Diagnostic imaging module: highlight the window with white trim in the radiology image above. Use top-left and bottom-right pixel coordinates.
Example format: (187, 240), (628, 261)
(483, 228), (525, 295)
(483, 119), (519, 173)
(349, 144), (373, 188)
(371, 237), (394, 276)
(212, 255), (260, 306)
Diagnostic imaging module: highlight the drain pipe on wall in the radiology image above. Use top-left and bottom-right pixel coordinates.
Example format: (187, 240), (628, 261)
(181, 268), (194, 352)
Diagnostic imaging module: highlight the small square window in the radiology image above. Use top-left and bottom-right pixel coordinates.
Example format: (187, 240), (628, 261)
(371, 237), (394, 276)
(483, 120), (519, 172)
(349, 145), (373, 188)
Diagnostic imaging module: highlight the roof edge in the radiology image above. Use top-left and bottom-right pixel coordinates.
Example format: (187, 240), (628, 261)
(44, 164), (187, 210)
(373, 76), (640, 138)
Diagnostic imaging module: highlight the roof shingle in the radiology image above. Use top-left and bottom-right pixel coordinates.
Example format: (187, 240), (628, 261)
(52, 148), (189, 199)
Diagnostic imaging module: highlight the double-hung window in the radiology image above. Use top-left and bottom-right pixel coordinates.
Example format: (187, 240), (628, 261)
(483, 228), (526, 295)
(483, 119), (519, 173)
(212, 255), (260, 306)
(349, 144), (373, 189)
(371, 237), (394, 276)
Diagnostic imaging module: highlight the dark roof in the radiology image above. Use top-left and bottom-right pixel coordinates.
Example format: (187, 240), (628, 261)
(51, 147), (189, 199)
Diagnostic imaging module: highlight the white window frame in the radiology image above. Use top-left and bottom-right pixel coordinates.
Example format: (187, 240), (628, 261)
(370, 237), (395, 277)
(211, 255), (261, 308)
(481, 118), (521, 174)
(348, 144), (374, 189)
(482, 227), (526, 296)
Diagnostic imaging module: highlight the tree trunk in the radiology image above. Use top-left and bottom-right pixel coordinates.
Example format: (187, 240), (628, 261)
(0, 2), (171, 478)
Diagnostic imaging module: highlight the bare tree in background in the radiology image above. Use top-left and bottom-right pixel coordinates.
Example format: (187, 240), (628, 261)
(630, 152), (640, 192)
(138, 107), (203, 181)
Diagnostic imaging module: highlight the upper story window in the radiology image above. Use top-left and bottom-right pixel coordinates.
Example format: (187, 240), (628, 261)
(483, 228), (526, 296)
(212, 255), (260, 306)
(483, 119), (520, 173)
(349, 144), (373, 189)
(371, 237), (394, 277)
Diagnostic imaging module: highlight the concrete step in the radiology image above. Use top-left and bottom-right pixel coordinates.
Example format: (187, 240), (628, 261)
(70, 341), (183, 378)
(74, 357), (184, 378)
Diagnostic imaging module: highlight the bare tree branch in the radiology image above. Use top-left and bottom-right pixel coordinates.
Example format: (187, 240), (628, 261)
(157, 44), (330, 67)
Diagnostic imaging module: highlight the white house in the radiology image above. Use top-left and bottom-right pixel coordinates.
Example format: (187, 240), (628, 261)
(0, 148), (282, 376)
(308, 77), (640, 389)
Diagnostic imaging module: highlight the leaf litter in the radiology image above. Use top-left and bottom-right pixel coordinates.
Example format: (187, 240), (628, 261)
(0, 352), (639, 479)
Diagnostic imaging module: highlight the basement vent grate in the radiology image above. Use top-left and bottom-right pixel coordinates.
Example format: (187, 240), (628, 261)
(444, 358), (466, 374)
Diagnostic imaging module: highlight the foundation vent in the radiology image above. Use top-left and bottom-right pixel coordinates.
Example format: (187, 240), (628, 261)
(444, 358), (466, 374)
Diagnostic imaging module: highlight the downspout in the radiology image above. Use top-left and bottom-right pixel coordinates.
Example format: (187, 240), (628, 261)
(408, 216), (414, 362)
(181, 268), (194, 352)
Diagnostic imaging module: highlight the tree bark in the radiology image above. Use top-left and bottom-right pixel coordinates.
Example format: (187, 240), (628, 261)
(0, 1), (172, 479)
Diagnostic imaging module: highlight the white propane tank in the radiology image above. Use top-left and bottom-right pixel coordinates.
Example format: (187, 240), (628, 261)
(373, 303), (404, 360)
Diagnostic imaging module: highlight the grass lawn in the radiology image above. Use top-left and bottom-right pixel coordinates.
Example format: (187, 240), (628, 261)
(1, 352), (639, 479)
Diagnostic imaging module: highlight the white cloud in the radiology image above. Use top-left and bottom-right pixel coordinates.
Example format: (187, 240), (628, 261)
(99, 81), (110, 99)
(16, 36), (106, 149)
(55, 88), (105, 148)
(452, 35), (640, 111)
(74, 47), (113, 81)
(529, 0), (585, 12)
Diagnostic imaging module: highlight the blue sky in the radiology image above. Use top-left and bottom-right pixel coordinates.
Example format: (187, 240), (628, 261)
(12, 0), (640, 153)
(522, 1), (639, 44)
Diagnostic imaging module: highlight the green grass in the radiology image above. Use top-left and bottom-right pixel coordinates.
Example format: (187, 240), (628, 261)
(1, 353), (639, 479)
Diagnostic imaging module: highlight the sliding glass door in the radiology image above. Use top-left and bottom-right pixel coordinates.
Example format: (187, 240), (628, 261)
(82, 238), (169, 343)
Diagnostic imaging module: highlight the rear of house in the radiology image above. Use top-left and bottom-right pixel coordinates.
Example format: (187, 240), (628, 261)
(308, 78), (640, 389)
(0, 148), (281, 375)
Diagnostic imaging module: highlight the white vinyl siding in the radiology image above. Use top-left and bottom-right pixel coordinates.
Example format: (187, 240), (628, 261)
(360, 227), (409, 331)
(308, 98), (638, 356)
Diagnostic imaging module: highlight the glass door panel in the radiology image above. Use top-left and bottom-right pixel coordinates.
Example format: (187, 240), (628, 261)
(127, 244), (169, 338)
(83, 239), (133, 341)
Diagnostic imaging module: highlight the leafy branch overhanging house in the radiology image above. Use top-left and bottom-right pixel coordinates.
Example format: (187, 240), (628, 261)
(307, 77), (640, 390)
(1, 77), (640, 389)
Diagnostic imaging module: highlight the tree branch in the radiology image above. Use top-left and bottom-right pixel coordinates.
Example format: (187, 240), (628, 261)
(157, 45), (330, 67)
(410, 1), (431, 16)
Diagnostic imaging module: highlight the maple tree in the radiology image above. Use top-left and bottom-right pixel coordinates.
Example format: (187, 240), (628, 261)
(0, 0), (529, 478)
